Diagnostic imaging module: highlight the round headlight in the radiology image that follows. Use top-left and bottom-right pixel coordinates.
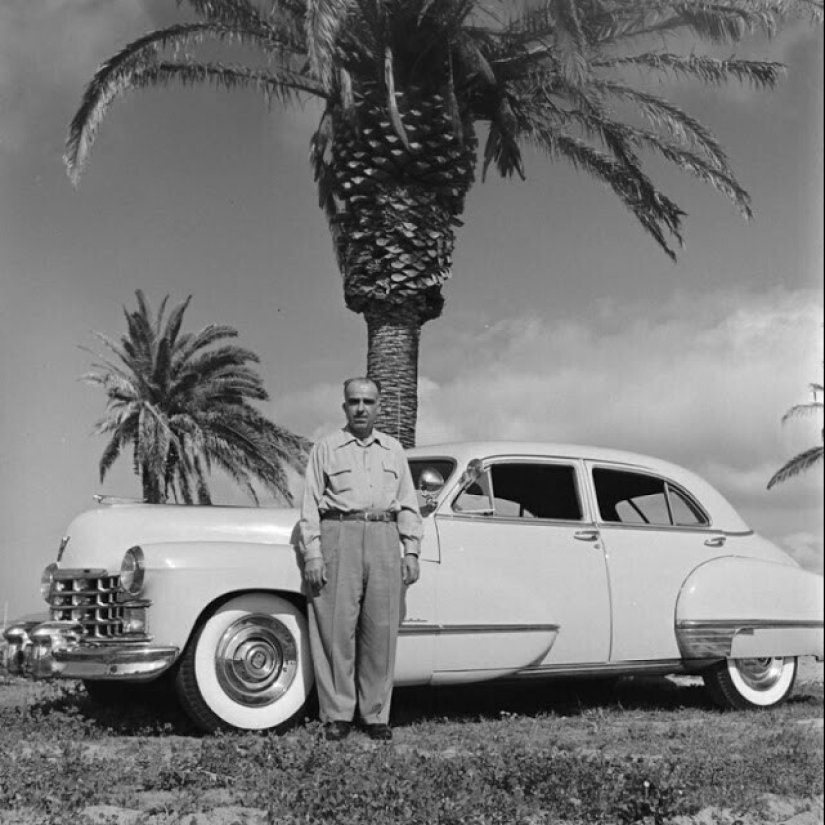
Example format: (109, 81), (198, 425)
(120, 546), (145, 597)
(40, 562), (58, 602)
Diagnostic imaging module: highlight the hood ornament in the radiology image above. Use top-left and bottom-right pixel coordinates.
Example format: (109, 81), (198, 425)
(56, 535), (70, 563)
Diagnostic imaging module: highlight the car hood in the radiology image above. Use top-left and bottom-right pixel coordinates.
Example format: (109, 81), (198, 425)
(56, 503), (301, 571)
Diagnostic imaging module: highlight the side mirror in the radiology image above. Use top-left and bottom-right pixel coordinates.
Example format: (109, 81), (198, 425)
(458, 458), (484, 488)
(418, 468), (445, 517)
(419, 468), (445, 494)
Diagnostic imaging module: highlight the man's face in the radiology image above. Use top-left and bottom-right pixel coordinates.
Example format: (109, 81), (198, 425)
(343, 380), (380, 437)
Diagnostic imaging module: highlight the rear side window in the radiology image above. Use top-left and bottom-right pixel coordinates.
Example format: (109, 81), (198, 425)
(454, 462), (583, 521)
(593, 468), (708, 527)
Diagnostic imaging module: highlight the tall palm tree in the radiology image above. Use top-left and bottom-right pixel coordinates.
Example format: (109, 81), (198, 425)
(84, 290), (310, 504)
(767, 382), (824, 489)
(65, 0), (822, 446)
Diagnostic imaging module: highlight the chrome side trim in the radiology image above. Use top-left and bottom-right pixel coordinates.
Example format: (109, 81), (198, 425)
(676, 619), (824, 659)
(400, 623), (559, 637)
(515, 659), (687, 678)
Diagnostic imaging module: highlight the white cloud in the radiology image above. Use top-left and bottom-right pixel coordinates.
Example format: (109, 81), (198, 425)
(780, 531), (825, 575)
(413, 286), (824, 569)
(281, 286), (824, 569)
(274, 287), (823, 494)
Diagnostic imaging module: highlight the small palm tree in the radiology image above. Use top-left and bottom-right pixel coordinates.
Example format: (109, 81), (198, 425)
(84, 291), (310, 504)
(65, 0), (823, 446)
(767, 382), (824, 489)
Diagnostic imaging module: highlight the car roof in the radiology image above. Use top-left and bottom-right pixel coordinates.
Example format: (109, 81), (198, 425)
(406, 441), (751, 533)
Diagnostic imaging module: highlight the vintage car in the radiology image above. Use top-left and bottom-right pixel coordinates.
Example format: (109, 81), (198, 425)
(4, 441), (823, 732)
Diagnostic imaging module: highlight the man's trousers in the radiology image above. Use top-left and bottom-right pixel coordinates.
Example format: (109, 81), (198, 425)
(307, 519), (402, 724)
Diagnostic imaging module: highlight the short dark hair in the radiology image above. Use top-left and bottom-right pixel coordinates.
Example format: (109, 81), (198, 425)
(343, 376), (382, 396)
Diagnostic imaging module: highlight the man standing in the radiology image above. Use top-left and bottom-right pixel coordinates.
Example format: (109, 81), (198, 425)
(299, 377), (422, 741)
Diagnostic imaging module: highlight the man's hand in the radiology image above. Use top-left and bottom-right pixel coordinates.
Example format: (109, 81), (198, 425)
(402, 554), (420, 586)
(304, 557), (327, 590)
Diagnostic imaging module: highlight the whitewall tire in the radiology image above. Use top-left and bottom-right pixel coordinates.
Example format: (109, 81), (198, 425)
(175, 593), (314, 732)
(704, 656), (797, 710)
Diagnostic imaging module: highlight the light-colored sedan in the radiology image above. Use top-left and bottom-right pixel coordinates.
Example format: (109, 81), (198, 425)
(5, 442), (823, 731)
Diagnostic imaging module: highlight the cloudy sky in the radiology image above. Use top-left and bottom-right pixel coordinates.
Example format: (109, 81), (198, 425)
(1, 1), (822, 619)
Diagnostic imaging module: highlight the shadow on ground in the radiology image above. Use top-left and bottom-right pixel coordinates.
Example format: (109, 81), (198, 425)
(392, 675), (714, 726)
(7, 669), (822, 738)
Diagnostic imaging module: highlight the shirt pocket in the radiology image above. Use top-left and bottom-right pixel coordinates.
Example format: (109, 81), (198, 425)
(381, 462), (399, 494)
(327, 462), (353, 494)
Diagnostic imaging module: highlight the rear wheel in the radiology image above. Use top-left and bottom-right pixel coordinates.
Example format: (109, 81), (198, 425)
(175, 593), (314, 732)
(703, 656), (797, 709)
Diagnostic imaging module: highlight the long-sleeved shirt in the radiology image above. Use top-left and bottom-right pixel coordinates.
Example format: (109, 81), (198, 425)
(299, 427), (423, 561)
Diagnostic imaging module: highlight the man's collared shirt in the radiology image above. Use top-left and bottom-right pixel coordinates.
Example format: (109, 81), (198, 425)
(299, 427), (423, 561)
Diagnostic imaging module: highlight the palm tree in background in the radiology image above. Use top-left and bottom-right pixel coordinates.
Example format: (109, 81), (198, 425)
(767, 382), (824, 489)
(84, 291), (310, 504)
(65, 0), (822, 446)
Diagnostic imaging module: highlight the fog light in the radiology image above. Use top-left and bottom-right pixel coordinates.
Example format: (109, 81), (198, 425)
(123, 606), (147, 635)
(40, 563), (58, 602)
(120, 546), (145, 596)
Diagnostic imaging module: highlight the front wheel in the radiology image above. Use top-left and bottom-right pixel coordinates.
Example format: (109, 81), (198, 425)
(703, 656), (798, 710)
(175, 593), (314, 732)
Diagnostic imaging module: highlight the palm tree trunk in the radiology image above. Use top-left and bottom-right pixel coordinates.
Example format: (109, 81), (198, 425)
(365, 303), (422, 448)
(141, 466), (164, 503)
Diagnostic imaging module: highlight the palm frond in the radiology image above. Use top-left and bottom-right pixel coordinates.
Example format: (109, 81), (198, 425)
(515, 110), (685, 258)
(305, 0), (353, 89)
(593, 53), (784, 89)
(593, 80), (729, 166)
(781, 400), (825, 423)
(767, 445), (825, 488)
(178, 0), (267, 29)
(65, 22), (321, 183)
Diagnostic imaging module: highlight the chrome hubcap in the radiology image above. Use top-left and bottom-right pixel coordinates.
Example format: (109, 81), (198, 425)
(733, 657), (785, 691)
(215, 614), (297, 707)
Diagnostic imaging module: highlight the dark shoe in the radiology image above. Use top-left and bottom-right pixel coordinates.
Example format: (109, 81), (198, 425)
(324, 721), (351, 741)
(365, 723), (393, 741)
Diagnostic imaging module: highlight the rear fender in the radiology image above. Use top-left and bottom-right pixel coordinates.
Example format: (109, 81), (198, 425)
(139, 542), (306, 653)
(676, 556), (824, 660)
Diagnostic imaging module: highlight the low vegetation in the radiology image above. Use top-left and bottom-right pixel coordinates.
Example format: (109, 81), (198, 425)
(0, 671), (822, 824)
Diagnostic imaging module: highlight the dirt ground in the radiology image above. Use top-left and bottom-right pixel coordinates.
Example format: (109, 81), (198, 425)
(0, 659), (822, 825)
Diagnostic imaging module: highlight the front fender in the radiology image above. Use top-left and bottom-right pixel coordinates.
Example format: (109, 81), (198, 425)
(140, 541), (306, 653)
(675, 556), (824, 660)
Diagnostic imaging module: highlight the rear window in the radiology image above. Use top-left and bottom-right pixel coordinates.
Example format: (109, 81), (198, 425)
(593, 468), (708, 527)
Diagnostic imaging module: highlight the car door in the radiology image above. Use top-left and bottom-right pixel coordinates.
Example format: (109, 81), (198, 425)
(394, 511), (438, 685)
(431, 456), (611, 680)
(586, 463), (729, 663)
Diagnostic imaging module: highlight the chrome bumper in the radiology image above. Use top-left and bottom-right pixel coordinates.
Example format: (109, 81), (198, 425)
(3, 620), (178, 681)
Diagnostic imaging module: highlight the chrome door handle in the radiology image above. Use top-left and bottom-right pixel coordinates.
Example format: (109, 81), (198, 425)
(704, 535), (727, 548)
(574, 530), (600, 542)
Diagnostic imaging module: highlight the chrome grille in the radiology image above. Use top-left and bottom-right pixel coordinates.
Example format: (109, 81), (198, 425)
(49, 570), (125, 639)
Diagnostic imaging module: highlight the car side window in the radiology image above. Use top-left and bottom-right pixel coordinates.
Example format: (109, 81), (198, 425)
(453, 471), (495, 514)
(668, 485), (708, 527)
(593, 468), (708, 527)
(454, 462), (583, 521)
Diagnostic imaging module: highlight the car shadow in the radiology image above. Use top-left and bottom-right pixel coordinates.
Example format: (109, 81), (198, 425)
(391, 675), (715, 726)
(15, 672), (822, 737)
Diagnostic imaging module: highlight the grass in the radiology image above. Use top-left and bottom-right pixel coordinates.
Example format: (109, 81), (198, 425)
(0, 671), (822, 824)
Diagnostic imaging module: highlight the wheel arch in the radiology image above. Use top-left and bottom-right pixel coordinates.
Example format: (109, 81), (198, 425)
(138, 540), (308, 655)
(675, 555), (824, 661)
(179, 586), (308, 658)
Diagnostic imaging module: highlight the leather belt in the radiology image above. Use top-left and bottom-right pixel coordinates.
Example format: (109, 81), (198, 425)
(320, 510), (397, 523)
